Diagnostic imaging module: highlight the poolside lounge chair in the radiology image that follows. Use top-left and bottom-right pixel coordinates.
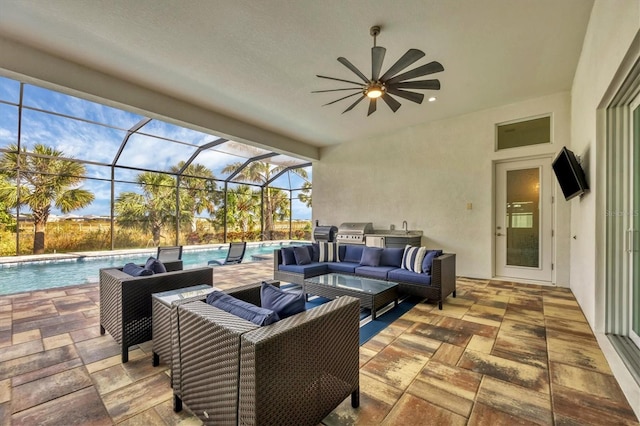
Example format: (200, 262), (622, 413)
(208, 241), (246, 266)
(157, 245), (183, 261)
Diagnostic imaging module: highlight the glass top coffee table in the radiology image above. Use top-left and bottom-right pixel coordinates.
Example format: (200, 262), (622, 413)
(303, 273), (399, 320)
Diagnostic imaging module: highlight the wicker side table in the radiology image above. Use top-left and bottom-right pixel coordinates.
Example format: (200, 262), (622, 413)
(152, 284), (216, 368)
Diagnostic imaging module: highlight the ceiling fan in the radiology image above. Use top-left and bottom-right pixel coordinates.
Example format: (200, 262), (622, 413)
(313, 25), (444, 116)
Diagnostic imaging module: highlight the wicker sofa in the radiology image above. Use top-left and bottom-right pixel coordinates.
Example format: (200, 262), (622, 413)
(171, 283), (360, 426)
(274, 244), (456, 309)
(99, 262), (214, 362)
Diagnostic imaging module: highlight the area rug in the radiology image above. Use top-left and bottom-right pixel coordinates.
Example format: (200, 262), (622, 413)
(281, 284), (419, 345)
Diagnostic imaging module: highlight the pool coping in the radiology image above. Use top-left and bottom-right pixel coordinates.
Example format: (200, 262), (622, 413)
(0, 240), (307, 266)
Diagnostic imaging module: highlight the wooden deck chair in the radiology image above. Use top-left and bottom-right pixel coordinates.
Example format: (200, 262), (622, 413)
(208, 242), (247, 266)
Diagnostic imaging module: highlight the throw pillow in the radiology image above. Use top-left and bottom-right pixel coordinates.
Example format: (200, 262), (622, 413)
(206, 291), (279, 326)
(281, 247), (296, 265)
(293, 246), (312, 265)
(144, 256), (167, 274)
(401, 245), (427, 273)
(318, 242), (339, 262)
(380, 248), (404, 267)
(310, 243), (320, 262)
(122, 263), (154, 277)
(360, 246), (383, 267)
(422, 250), (444, 274)
(260, 281), (306, 319)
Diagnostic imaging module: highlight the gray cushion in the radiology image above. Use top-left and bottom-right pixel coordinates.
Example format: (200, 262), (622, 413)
(360, 247), (383, 267)
(293, 246), (312, 265)
(206, 291), (279, 326)
(260, 281), (305, 319)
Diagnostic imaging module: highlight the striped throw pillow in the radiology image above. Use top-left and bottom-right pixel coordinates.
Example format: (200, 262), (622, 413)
(401, 245), (427, 273)
(318, 242), (339, 262)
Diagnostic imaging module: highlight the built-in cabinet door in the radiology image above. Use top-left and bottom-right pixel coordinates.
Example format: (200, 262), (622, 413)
(495, 157), (553, 283)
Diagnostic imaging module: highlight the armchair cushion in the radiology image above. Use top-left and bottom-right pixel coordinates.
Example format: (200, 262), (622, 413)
(145, 257), (167, 274)
(260, 281), (306, 319)
(206, 291), (279, 326)
(281, 247), (297, 265)
(123, 263), (154, 276)
(293, 246), (312, 265)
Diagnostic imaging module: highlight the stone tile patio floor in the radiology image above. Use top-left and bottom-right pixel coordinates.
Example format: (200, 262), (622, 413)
(0, 260), (638, 425)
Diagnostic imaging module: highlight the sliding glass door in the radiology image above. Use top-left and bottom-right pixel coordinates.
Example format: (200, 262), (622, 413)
(631, 102), (640, 347)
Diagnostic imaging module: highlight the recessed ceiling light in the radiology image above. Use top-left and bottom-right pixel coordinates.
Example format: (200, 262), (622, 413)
(428, 96), (437, 102)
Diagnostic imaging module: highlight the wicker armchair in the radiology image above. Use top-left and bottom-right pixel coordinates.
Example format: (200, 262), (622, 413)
(99, 265), (214, 362)
(172, 285), (360, 426)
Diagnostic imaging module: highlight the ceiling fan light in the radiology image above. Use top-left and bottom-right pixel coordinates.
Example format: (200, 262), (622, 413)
(365, 83), (384, 99)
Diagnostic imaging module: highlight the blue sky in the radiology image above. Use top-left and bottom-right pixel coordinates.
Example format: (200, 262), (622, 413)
(0, 76), (311, 219)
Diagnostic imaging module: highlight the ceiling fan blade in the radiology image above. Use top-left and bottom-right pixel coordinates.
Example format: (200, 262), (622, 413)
(323, 92), (361, 106)
(393, 79), (441, 90)
(367, 98), (377, 116)
(379, 49), (425, 81)
(371, 46), (386, 81)
(312, 88), (363, 93)
(316, 75), (365, 86)
(337, 57), (370, 83)
(386, 87), (424, 104)
(386, 61), (445, 84)
(381, 93), (401, 112)
(343, 95), (366, 113)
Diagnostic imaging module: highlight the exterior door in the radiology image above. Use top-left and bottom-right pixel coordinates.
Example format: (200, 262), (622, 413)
(495, 157), (553, 282)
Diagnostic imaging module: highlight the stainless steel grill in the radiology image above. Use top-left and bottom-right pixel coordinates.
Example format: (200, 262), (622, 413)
(313, 225), (338, 242)
(335, 222), (374, 245)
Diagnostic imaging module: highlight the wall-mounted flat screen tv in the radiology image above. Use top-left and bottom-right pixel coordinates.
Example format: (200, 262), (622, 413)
(552, 146), (589, 201)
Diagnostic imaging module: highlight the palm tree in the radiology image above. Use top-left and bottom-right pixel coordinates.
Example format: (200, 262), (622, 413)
(0, 144), (94, 254)
(220, 185), (259, 237)
(114, 172), (178, 245)
(171, 162), (219, 232)
(298, 181), (312, 208)
(221, 161), (307, 239)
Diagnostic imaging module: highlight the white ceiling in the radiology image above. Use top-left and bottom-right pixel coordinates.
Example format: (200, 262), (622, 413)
(0, 0), (594, 148)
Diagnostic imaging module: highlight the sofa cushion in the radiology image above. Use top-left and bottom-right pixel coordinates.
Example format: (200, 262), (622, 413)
(318, 242), (339, 262)
(260, 281), (305, 319)
(388, 268), (432, 286)
(144, 257), (167, 274)
(293, 246), (312, 265)
(327, 262), (359, 274)
(343, 245), (365, 263)
(380, 248), (404, 267)
(206, 291), (279, 326)
(281, 247), (297, 265)
(355, 265), (397, 280)
(279, 262), (329, 276)
(123, 263), (154, 276)
(401, 245), (427, 273)
(422, 250), (444, 274)
(360, 247), (383, 267)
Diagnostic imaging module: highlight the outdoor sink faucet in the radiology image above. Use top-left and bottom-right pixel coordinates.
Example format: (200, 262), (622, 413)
(402, 220), (408, 233)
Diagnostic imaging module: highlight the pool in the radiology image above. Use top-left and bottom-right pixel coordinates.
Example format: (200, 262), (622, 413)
(0, 242), (304, 296)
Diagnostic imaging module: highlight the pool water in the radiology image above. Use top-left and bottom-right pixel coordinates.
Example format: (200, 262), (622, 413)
(0, 242), (301, 296)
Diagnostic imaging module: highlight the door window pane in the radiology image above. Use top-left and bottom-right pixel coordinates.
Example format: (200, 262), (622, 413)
(506, 168), (540, 267)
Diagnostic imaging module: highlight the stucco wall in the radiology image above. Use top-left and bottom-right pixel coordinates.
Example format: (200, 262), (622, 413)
(570, 0), (639, 330)
(314, 92), (571, 282)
